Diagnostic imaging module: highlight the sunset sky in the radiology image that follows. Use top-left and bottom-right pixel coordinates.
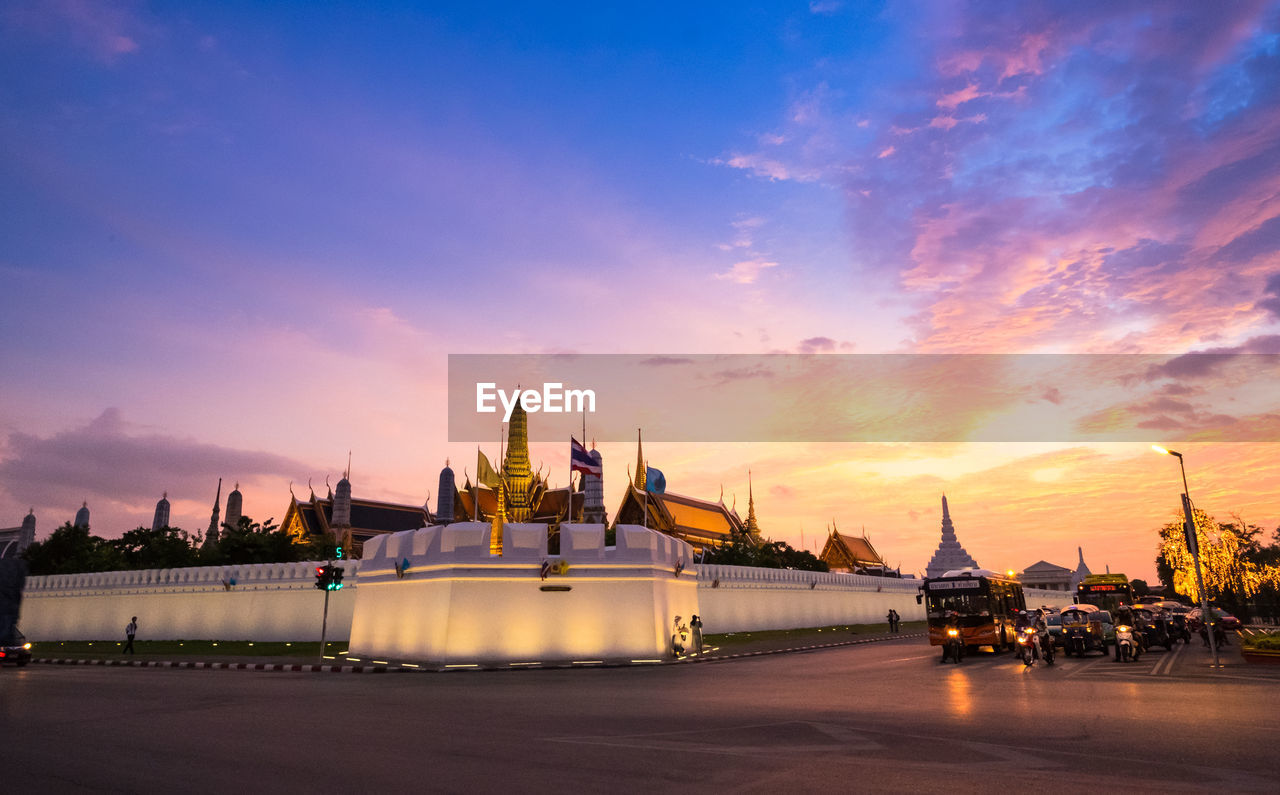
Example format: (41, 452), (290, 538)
(3, 1), (1279, 581)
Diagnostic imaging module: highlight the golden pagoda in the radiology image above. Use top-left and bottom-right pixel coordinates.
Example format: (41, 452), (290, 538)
(452, 395), (583, 546)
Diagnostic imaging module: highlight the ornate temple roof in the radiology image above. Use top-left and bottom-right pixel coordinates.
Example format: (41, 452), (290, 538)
(613, 486), (745, 549)
(282, 494), (431, 549)
(820, 529), (886, 572)
(454, 484), (583, 524)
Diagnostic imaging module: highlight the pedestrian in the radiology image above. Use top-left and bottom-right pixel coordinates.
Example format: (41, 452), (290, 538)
(125, 616), (137, 654)
(690, 614), (704, 654)
(891, 609), (900, 632)
(886, 609), (895, 633)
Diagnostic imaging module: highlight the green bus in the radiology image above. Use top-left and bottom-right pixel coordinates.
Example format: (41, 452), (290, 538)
(1076, 573), (1134, 613)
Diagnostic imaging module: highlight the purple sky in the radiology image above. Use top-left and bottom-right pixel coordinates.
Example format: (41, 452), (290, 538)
(3, 1), (1279, 578)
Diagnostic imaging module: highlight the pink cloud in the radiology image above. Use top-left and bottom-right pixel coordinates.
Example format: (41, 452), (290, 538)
(937, 82), (985, 110)
(715, 258), (780, 284)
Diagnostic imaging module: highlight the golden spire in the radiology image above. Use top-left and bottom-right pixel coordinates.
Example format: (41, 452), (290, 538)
(634, 428), (646, 490)
(745, 469), (761, 539)
(490, 479), (506, 555)
(503, 397), (533, 522)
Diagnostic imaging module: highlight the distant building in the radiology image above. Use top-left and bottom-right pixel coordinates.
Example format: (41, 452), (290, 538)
(152, 493), (171, 531)
(204, 479), (222, 548)
(73, 501), (90, 529)
(924, 495), (979, 578)
(1070, 546), (1092, 591)
(820, 525), (887, 573)
(224, 483), (243, 531)
(0, 510), (36, 559)
(1018, 560), (1074, 591)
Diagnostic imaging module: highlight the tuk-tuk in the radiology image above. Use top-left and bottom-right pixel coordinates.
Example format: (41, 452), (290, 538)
(1060, 604), (1108, 656)
(1131, 606), (1174, 651)
(1165, 608), (1192, 644)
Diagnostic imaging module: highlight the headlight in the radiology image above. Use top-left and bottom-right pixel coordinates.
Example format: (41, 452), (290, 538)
(947, 629), (959, 637)
(23, 643), (31, 650)
(1117, 625), (1130, 632)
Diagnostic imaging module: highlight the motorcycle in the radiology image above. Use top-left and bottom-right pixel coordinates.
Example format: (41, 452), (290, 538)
(1115, 624), (1141, 662)
(1016, 626), (1054, 666)
(941, 626), (964, 664)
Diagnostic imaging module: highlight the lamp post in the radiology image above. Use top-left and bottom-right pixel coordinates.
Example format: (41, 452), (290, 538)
(1152, 445), (1220, 668)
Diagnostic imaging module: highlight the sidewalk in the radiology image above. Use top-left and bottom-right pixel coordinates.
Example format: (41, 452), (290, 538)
(31, 623), (926, 673)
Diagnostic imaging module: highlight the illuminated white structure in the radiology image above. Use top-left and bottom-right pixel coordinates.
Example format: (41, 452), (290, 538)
(349, 522), (697, 664)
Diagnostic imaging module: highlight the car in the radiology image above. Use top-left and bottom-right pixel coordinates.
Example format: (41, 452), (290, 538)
(1187, 608), (1242, 632)
(0, 627), (32, 667)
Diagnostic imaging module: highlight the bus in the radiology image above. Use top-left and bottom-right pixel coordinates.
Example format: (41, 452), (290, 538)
(1076, 573), (1134, 613)
(922, 568), (1026, 654)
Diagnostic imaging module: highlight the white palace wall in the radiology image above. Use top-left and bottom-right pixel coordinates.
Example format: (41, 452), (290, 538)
(18, 541), (1077, 646)
(348, 523), (698, 663)
(696, 564), (926, 633)
(19, 561), (359, 642)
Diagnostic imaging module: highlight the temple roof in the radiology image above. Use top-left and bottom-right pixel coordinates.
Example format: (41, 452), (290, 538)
(821, 530), (886, 569)
(286, 495), (430, 537)
(455, 484), (582, 523)
(613, 487), (744, 547)
(1022, 560), (1071, 574)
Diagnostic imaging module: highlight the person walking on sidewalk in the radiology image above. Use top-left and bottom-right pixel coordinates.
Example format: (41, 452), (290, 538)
(124, 616), (137, 654)
(886, 609), (895, 633)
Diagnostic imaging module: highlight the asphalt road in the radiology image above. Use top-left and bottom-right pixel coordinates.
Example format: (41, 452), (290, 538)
(4, 637), (1276, 793)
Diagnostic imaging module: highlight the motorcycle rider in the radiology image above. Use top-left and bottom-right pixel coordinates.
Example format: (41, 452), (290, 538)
(1033, 608), (1053, 656)
(1114, 604), (1135, 661)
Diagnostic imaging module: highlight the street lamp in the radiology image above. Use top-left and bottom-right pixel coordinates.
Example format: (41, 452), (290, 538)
(1152, 444), (1220, 667)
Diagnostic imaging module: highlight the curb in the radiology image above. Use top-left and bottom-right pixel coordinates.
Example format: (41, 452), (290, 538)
(689, 632), (925, 664)
(35, 658), (388, 673)
(32, 632), (923, 674)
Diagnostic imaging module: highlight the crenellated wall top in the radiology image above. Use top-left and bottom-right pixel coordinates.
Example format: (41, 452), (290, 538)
(360, 522), (694, 574)
(23, 559), (359, 593)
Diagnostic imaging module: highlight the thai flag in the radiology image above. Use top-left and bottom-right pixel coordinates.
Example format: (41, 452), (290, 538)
(570, 437), (602, 477)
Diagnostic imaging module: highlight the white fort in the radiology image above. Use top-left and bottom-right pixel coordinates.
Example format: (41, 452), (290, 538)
(349, 522), (697, 664)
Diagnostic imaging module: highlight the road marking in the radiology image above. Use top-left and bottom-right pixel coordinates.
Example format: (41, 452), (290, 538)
(1149, 643), (1183, 676)
(1064, 654), (1110, 679)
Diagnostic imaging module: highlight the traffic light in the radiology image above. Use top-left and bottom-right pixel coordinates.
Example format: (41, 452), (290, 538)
(314, 564), (343, 591)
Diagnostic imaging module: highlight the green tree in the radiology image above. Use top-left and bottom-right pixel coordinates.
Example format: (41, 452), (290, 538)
(1156, 507), (1280, 620)
(1131, 579), (1150, 597)
(201, 516), (332, 565)
(113, 526), (199, 570)
(702, 536), (828, 572)
(22, 522), (125, 575)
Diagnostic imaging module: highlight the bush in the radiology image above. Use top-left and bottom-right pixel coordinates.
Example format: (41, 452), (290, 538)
(1241, 632), (1280, 651)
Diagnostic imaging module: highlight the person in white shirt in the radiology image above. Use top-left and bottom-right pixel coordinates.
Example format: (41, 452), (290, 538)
(125, 616), (137, 654)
